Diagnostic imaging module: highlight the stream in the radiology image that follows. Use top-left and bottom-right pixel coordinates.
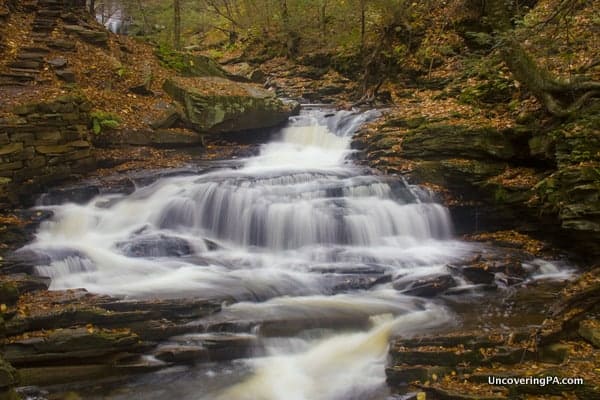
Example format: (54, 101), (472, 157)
(21, 108), (573, 399)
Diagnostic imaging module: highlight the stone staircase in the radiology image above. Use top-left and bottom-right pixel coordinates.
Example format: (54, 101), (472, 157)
(0, 0), (79, 86)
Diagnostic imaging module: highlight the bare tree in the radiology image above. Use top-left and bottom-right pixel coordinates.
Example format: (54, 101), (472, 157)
(174, 0), (181, 49)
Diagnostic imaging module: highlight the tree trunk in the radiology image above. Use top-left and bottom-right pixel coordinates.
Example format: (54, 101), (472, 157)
(174, 0), (182, 50)
(359, 0), (366, 51)
(320, 0), (327, 38)
(136, 0), (150, 35)
(485, 0), (599, 117)
(89, 0), (95, 15)
(279, 0), (298, 58)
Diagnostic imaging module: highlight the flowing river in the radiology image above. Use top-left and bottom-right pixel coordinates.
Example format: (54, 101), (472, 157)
(21, 108), (571, 399)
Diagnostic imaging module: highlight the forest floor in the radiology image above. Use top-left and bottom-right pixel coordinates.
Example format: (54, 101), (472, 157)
(0, 0), (599, 398)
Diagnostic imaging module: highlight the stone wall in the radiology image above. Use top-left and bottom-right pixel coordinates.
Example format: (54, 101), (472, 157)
(0, 95), (95, 208)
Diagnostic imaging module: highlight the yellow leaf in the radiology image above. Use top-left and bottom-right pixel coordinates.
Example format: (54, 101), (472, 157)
(0, 304), (6, 312)
(416, 392), (426, 400)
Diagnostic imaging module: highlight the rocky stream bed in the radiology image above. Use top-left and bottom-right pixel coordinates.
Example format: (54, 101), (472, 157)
(0, 107), (598, 400)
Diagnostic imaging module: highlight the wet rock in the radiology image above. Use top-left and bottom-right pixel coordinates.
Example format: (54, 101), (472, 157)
(459, 265), (495, 284)
(153, 344), (208, 363)
(184, 333), (258, 361)
(2, 250), (49, 275)
(38, 184), (100, 205)
(18, 364), (114, 386)
(97, 298), (222, 320)
(309, 264), (390, 275)
(394, 275), (456, 297)
(0, 274), (49, 301)
(117, 234), (192, 258)
(387, 330), (537, 395)
(163, 76), (299, 134)
(538, 267), (600, 345)
(4, 327), (143, 366)
(325, 273), (392, 293)
(15, 386), (49, 400)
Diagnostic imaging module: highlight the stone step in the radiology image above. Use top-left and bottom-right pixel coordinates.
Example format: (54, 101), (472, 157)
(32, 26), (56, 32)
(16, 53), (46, 61)
(38, 0), (63, 7)
(37, 10), (61, 17)
(0, 73), (35, 82)
(21, 1), (38, 11)
(21, 46), (50, 54)
(8, 60), (42, 69)
(9, 67), (40, 75)
(48, 40), (76, 51)
(30, 33), (51, 41)
(34, 17), (58, 23)
(32, 22), (56, 28)
(0, 81), (29, 87)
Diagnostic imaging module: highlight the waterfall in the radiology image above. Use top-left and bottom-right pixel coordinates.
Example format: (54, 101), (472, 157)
(25, 108), (467, 299)
(21, 107), (475, 399)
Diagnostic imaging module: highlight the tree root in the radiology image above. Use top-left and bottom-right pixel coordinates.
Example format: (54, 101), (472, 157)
(500, 36), (600, 117)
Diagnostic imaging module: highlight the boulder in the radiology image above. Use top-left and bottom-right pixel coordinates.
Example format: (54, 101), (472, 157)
(393, 274), (456, 297)
(163, 76), (299, 134)
(117, 234), (192, 257)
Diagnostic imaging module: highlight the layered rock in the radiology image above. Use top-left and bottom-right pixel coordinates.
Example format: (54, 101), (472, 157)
(0, 287), (224, 386)
(386, 268), (600, 399)
(0, 95), (95, 208)
(353, 109), (600, 261)
(163, 76), (299, 134)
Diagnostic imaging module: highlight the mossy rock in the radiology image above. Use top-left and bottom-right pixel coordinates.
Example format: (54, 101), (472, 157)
(163, 76), (299, 134)
(156, 47), (228, 78)
(402, 124), (517, 160)
(0, 283), (19, 307)
(0, 357), (17, 388)
(411, 159), (506, 189)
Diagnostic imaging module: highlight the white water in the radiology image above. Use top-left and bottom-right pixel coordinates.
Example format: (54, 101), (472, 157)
(23, 108), (488, 399)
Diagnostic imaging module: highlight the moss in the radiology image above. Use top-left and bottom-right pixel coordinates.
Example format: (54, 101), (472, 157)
(0, 283), (19, 307)
(458, 78), (513, 105)
(155, 45), (226, 78)
(494, 186), (508, 202)
(90, 111), (120, 135)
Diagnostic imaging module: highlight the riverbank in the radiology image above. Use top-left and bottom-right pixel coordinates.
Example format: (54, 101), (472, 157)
(0, 0), (599, 399)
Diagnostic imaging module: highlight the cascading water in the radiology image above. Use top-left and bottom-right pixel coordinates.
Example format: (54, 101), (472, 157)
(23, 108), (488, 399)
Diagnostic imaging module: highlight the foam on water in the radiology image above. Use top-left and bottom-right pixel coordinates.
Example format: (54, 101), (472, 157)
(22, 108), (488, 398)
